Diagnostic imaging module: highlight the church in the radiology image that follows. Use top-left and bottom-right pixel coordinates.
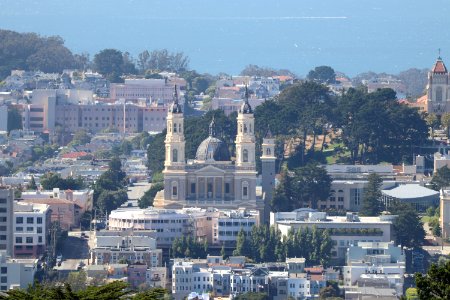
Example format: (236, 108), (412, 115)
(426, 55), (450, 115)
(153, 87), (276, 222)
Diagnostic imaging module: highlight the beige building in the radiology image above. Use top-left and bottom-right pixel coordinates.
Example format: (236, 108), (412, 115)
(154, 87), (270, 222)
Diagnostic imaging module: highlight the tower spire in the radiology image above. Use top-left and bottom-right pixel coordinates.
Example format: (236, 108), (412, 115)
(240, 85), (253, 114)
(170, 85), (182, 113)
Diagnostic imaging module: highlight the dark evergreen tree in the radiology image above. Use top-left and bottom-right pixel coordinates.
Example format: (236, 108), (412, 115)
(415, 260), (450, 300)
(389, 202), (425, 248)
(431, 165), (450, 191)
(360, 173), (383, 216)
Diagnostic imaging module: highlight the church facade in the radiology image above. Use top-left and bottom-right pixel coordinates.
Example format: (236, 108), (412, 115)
(153, 87), (275, 222)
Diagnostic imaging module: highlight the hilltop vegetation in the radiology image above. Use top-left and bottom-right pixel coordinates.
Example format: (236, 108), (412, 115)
(0, 29), (83, 79)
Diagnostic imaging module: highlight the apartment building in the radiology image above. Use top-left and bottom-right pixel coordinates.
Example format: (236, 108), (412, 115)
(13, 202), (50, 258)
(0, 189), (13, 256)
(270, 209), (396, 261)
(344, 242), (405, 299)
(0, 250), (37, 291)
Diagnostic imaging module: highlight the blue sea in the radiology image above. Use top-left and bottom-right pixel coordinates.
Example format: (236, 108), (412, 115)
(1, 0), (449, 76)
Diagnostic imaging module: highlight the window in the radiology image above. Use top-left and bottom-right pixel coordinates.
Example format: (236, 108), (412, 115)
(37, 217), (42, 224)
(243, 149), (249, 162)
(37, 227), (42, 234)
(16, 227), (23, 232)
(243, 186), (248, 197)
(15, 237), (22, 244)
(26, 237), (33, 244)
(172, 186), (178, 197)
(0, 267), (6, 274)
(0, 199), (6, 204)
(190, 183), (196, 194)
(16, 217), (23, 224)
(0, 217), (6, 222)
(0, 277), (6, 284)
(338, 197), (344, 202)
(38, 236), (43, 243)
(172, 149), (178, 163)
(27, 217), (34, 224)
(173, 122), (177, 133)
(225, 183), (230, 194)
(266, 148), (271, 155)
(27, 227), (33, 232)
(329, 197), (336, 202)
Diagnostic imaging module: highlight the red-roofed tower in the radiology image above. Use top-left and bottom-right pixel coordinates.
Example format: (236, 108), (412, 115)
(427, 56), (450, 115)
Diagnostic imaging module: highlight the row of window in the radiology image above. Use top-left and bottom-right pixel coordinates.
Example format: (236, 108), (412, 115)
(16, 227), (42, 233)
(15, 236), (43, 244)
(16, 217), (42, 224)
(218, 221), (255, 227)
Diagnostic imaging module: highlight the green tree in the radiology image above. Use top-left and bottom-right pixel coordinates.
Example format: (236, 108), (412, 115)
(233, 228), (251, 257)
(66, 270), (87, 292)
(70, 129), (91, 147)
(138, 182), (164, 208)
(319, 284), (340, 299)
(415, 260), (450, 300)
(307, 65), (336, 84)
(360, 173), (383, 216)
(426, 113), (439, 144)
(133, 287), (172, 300)
(431, 166), (450, 191)
(441, 112), (450, 137)
(389, 202), (425, 248)
(40, 173), (84, 190)
(7, 107), (22, 132)
(27, 176), (37, 190)
(0, 280), (130, 300)
(293, 162), (332, 209)
(93, 49), (125, 83)
(234, 292), (269, 300)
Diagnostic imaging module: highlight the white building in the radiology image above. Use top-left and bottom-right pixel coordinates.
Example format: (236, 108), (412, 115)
(91, 230), (162, 267)
(270, 210), (396, 260)
(13, 202), (50, 258)
(108, 206), (259, 247)
(0, 250), (37, 291)
(344, 241), (405, 298)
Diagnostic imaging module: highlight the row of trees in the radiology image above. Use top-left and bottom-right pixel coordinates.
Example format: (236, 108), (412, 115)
(39, 173), (85, 190)
(171, 236), (208, 259)
(156, 82), (428, 173)
(0, 281), (170, 300)
(233, 225), (333, 266)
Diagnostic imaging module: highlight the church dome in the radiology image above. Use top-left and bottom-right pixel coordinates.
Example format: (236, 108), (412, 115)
(195, 116), (231, 161)
(195, 136), (231, 161)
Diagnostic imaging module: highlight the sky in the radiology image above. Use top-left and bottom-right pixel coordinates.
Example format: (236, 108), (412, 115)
(1, 0), (450, 76)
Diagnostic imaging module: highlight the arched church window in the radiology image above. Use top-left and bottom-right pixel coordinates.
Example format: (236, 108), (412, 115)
(173, 149), (178, 162)
(436, 86), (443, 102)
(266, 148), (271, 156)
(240, 124), (243, 133)
(179, 123), (182, 133)
(173, 123), (177, 133)
(244, 124), (247, 133)
(169, 122), (172, 132)
(249, 124), (252, 133)
(243, 149), (249, 162)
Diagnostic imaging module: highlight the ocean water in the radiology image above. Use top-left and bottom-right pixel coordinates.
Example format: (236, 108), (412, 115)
(0, 0), (449, 76)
